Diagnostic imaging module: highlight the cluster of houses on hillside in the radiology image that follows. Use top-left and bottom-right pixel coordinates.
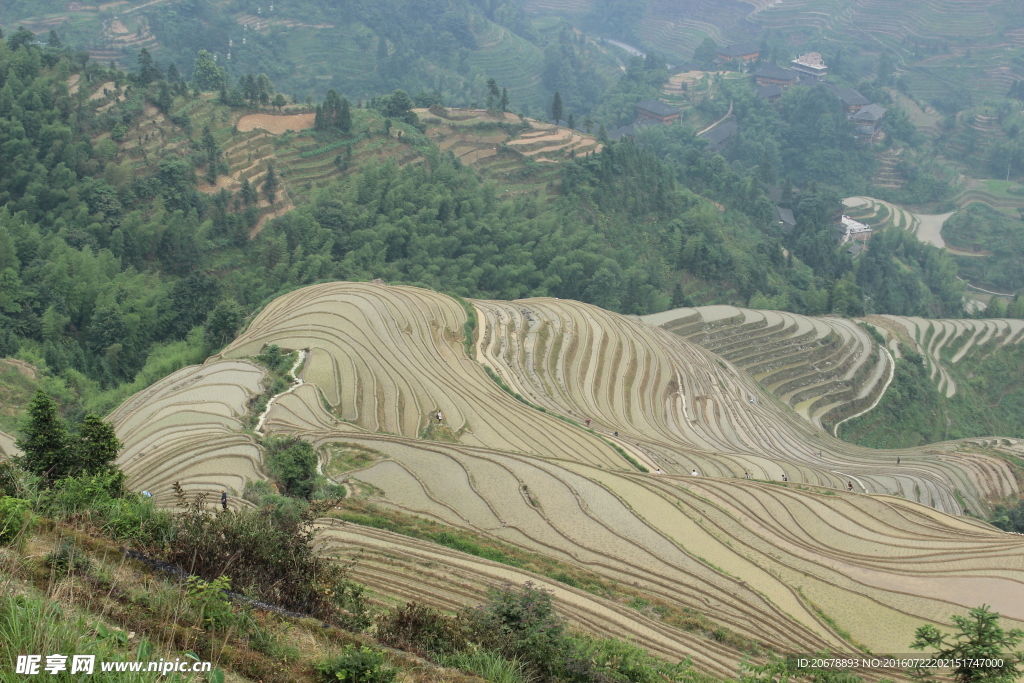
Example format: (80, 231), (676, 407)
(712, 43), (889, 141)
(605, 42), (888, 152)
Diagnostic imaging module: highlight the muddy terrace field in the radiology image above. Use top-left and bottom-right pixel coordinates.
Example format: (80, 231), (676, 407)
(110, 282), (1024, 670)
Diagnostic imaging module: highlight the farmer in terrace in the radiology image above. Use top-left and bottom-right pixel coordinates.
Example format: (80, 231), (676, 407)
(221, 489), (228, 511)
(436, 411), (443, 423)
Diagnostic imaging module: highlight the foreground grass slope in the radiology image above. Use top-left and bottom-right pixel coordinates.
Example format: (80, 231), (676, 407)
(103, 281), (1024, 672)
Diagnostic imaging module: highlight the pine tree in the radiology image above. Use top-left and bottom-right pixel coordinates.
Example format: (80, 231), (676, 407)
(500, 87), (509, 112)
(240, 176), (257, 205)
(486, 78), (499, 110)
(567, 112), (575, 130)
(202, 126), (220, 185)
(263, 164), (278, 204)
(551, 91), (563, 126)
(339, 97), (352, 133)
(16, 390), (70, 480)
(911, 605), (1023, 683)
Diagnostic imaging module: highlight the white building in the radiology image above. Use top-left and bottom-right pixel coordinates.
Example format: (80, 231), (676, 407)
(838, 215), (872, 244)
(791, 52), (828, 80)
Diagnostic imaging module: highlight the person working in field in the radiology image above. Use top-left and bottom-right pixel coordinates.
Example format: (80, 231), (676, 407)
(221, 489), (228, 511)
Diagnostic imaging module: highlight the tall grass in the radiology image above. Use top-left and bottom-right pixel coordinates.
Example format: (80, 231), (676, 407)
(438, 649), (534, 683)
(0, 593), (164, 682)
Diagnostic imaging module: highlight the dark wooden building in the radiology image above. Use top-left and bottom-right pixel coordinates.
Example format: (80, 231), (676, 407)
(752, 64), (797, 88)
(717, 43), (761, 62)
(636, 99), (682, 124)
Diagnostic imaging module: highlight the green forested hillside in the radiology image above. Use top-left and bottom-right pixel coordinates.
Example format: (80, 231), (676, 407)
(942, 203), (1024, 294)
(0, 31), (1017, 441)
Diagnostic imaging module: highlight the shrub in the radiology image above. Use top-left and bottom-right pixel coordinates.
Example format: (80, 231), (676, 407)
(166, 487), (369, 627)
(45, 540), (93, 575)
(265, 437), (318, 499)
(186, 575), (234, 629)
(0, 497), (32, 546)
(314, 646), (397, 683)
(38, 472), (171, 547)
(467, 582), (566, 680)
(376, 602), (467, 656)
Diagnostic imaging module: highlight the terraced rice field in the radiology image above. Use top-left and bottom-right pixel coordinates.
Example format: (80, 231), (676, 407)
(110, 283), (1024, 671)
(643, 306), (891, 430)
(220, 283), (624, 468)
(309, 433), (1024, 656)
(417, 108), (601, 195)
(108, 359), (268, 508)
(0, 429), (19, 458)
(871, 315), (1024, 398)
(477, 297), (1014, 512)
(467, 22), (547, 109)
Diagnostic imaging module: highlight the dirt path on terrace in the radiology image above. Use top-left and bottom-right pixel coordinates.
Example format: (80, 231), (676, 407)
(237, 113), (315, 134)
(250, 200), (295, 237)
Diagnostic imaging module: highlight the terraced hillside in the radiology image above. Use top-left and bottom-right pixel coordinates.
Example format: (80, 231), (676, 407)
(642, 306), (892, 431)
(219, 283), (625, 468)
(108, 359), (268, 508)
(476, 297), (1016, 510)
(842, 196), (954, 250)
(523, 0), (1021, 99)
(312, 436), (1024, 657)
(107, 282), (1024, 672)
(417, 107), (602, 195)
(871, 315), (1024, 398)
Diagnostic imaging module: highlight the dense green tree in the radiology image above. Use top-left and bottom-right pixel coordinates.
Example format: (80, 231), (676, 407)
(74, 415), (121, 476)
(136, 48), (161, 85)
(191, 49), (225, 91)
(240, 176), (258, 205)
(551, 91), (563, 125)
(16, 390), (70, 481)
(693, 37), (719, 68)
(205, 298), (245, 349)
(267, 438), (318, 499)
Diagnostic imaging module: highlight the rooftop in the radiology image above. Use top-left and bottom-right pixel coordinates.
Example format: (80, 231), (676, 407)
(699, 118), (738, 148)
(718, 43), (760, 58)
(852, 103), (887, 121)
(636, 99), (682, 117)
(837, 88), (870, 107)
(774, 206), (796, 226)
(607, 125), (637, 141)
(753, 63), (796, 81)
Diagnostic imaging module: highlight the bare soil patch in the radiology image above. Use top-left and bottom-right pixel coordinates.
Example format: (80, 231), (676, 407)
(1, 359), (39, 380)
(236, 113), (315, 134)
